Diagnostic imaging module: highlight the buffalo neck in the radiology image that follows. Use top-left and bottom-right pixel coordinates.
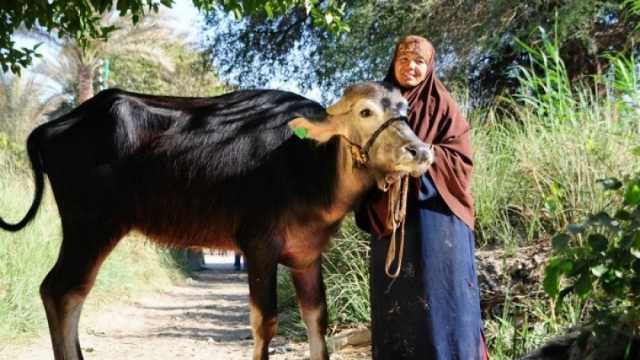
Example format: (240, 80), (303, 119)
(320, 137), (376, 224)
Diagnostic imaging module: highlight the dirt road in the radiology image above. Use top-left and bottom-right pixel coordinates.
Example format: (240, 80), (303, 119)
(4, 263), (369, 359)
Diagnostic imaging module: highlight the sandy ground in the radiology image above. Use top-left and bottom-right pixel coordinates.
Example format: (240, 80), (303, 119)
(2, 255), (370, 360)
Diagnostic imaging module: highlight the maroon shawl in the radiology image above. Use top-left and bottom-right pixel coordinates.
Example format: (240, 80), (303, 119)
(365, 36), (475, 235)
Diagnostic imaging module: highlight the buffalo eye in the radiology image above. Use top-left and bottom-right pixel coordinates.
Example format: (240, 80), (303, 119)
(360, 108), (372, 118)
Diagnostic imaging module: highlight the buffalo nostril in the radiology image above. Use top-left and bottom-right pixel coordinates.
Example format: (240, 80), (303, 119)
(414, 145), (432, 163)
(418, 148), (431, 162)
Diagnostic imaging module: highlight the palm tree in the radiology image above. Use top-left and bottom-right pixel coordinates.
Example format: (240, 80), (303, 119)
(0, 72), (65, 141)
(29, 10), (176, 104)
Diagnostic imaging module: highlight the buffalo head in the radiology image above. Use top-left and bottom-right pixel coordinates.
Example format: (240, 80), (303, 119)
(289, 81), (434, 190)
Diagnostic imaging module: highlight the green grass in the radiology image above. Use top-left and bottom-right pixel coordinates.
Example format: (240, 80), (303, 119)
(0, 160), (179, 343)
(472, 103), (638, 249)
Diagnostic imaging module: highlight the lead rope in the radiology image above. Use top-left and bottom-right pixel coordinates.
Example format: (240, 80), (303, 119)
(335, 117), (411, 278)
(384, 175), (409, 278)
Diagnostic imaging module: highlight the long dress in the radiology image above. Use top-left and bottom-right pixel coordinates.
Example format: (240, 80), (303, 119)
(368, 174), (484, 360)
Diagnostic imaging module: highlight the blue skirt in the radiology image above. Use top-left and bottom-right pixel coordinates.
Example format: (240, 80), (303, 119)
(369, 174), (484, 360)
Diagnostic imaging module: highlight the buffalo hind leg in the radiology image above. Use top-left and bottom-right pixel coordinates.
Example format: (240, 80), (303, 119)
(40, 221), (123, 360)
(246, 256), (278, 360)
(291, 260), (329, 360)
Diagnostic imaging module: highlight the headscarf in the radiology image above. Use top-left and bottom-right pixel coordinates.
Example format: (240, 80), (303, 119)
(362, 35), (475, 235)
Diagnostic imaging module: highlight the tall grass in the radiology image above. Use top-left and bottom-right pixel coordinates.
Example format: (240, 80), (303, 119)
(472, 105), (637, 248)
(473, 30), (639, 249)
(0, 149), (178, 343)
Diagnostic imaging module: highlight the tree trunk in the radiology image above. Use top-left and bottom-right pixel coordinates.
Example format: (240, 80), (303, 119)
(78, 64), (94, 104)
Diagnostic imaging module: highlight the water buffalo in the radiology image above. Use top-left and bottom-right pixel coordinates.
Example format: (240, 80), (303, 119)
(0, 81), (433, 360)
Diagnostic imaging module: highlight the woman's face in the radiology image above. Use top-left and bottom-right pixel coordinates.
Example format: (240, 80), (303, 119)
(393, 51), (428, 88)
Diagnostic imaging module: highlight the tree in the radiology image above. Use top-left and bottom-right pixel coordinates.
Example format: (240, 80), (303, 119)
(31, 11), (175, 103)
(0, 0), (347, 74)
(0, 73), (64, 141)
(108, 41), (227, 97)
(203, 0), (640, 102)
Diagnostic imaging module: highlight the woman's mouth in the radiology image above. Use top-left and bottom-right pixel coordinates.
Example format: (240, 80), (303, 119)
(401, 73), (417, 82)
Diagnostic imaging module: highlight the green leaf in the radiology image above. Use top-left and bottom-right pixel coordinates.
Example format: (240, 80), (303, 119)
(550, 182), (564, 196)
(544, 267), (560, 297)
(631, 247), (640, 259)
(614, 210), (631, 221)
(567, 223), (586, 234)
(558, 259), (574, 274)
(598, 177), (623, 190)
(631, 146), (640, 157)
(264, 3), (273, 17)
(552, 233), (571, 251)
(235, 8), (243, 19)
(544, 199), (558, 213)
(575, 273), (593, 298)
(624, 183), (640, 206)
(325, 12), (334, 24)
(588, 233), (609, 252)
(588, 212), (613, 227)
(591, 264), (607, 277)
(293, 127), (308, 139)
(544, 258), (573, 297)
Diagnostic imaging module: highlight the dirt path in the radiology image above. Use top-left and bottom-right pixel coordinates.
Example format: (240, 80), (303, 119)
(4, 264), (370, 359)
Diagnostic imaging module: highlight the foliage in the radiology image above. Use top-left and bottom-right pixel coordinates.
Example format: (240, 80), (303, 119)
(0, 0), (346, 74)
(108, 42), (226, 96)
(0, 73), (65, 142)
(543, 148), (640, 339)
(512, 27), (576, 126)
(626, 0), (640, 29)
(30, 10), (176, 104)
(204, 0), (639, 101)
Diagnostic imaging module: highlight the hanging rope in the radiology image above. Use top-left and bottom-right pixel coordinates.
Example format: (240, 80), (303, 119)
(384, 175), (409, 278)
(330, 115), (412, 278)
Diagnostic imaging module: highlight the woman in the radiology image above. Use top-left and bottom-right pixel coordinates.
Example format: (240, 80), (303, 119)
(355, 35), (488, 359)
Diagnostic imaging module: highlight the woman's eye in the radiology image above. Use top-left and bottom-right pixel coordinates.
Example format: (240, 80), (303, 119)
(360, 109), (372, 117)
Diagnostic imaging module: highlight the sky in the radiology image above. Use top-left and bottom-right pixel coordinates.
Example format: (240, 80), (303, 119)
(165, 0), (202, 43)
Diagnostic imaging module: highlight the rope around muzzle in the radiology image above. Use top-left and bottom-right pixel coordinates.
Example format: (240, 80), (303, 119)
(344, 116), (408, 168)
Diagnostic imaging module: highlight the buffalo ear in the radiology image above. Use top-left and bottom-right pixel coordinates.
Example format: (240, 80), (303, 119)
(326, 97), (352, 115)
(288, 117), (347, 143)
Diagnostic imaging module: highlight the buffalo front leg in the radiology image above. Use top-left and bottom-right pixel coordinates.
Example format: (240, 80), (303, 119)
(246, 257), (278, 360)
(291, 260), (329, 360)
